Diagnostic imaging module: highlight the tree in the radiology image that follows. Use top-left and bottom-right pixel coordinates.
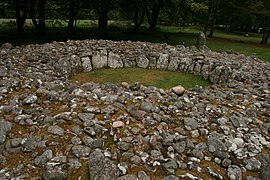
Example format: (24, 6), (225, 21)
(144, 0), (192, 30)
(203, 0), (221, 37)
(190, 1), (208, 25)
(29, 0), (47, 34)
(15, 0), (27, 36)
(67, 0), (80, 33)
(144, 0), (164, 31)
(119, 0), (146, 31)
(133, 0), (146, 31)
(162, 0), (192, 26)
(0, 1), (14, 18)
(261, 16), (270, 44)
(91, 0), (118, 33)
(253, 0), (270, 44)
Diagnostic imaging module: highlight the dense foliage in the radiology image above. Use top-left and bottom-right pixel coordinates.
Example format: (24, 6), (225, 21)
(0, 0), (269, 44)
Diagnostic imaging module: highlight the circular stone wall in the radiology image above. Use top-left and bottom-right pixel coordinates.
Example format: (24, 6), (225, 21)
(0, 40), (269, 180)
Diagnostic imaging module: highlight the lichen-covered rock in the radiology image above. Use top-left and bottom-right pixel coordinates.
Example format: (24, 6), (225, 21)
(35, 150), (53, 166)
(184, 118), (199, 130)
(48, 125), (65, 136)
(0, 67), (8, 77)
(88, 150), (119, 180)
(227, 165), (242, 180)
(244, 158), (261, 171)
(43, 156), (67, 180)
(0, 39), (269, 180)
(116, 174), (138, 180)
(138, 171), (150, 180)
(0, 121), (12, 144)
(81, 57), (92, 72)
(92, 49), (108, 69)
(108, 52), (123, 68)
(136, 55), (149, 68)
(156, 54), (169, 70)
(167, 56), (180, 71)
(71, 145), (90, 157)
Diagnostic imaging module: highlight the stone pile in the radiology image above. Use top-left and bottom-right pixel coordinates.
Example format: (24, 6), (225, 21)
(0, 39), (269, 180)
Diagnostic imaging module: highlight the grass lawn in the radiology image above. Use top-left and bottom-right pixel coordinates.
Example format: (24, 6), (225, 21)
(70, 67), (211, 89)
(0, 19), (269, 62)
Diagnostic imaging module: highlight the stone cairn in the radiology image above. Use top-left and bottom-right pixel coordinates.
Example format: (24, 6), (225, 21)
(0, 39), (269, 180)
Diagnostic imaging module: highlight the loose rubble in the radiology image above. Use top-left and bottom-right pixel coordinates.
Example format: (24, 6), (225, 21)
(0, 39), (269, 179)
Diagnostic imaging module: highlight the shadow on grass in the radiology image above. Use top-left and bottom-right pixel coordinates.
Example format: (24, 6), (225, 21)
(0, 25), (269, 62)
(0, 25), (197, 46)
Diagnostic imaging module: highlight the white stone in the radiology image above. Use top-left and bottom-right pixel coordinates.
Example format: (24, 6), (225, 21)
(112, 121), (125, 128)
(153, 161), (160, 166)
(228, 143), (237, 152)
(184, 97), (190, 103)
(23, 95), (38, 104)
(233, 138), (244, 147)
(117, 164), (127, 175)
(171, 85), (186, 96)
(179, 173), (200, 180)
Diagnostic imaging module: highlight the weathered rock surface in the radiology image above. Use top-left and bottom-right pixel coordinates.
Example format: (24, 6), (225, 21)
(43, 156), (67, 180)
(0, 39), (269, 179)
(171, 85), (186, 96)
(88, 150), (119, 180)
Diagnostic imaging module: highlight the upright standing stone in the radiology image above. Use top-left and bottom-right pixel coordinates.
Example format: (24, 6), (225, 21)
(92, 49), (108, 69)
(108, 52), (123, 68)
(196, 32), (206, 49)
(136, 55), (149, 68)
(81, 57), (92, 72)
(156, 54), (169, 70)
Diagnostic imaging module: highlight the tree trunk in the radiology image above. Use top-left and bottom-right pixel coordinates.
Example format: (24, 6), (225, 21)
(208, 2), (218, 37)
(134, 1), (145, 32)
(208, 19), (215, 37)
(134, 4), (139, 31)
(261, 28), (270, 45)
(29, 0), (46, 34)
(68, 0), (76, 33)
(29, 0), (39, 30)
(38, 0), (46, 34)
(98, 10), (109, 33)
(144, 0), (160, 31)
(203, 0), (213, 34)
(15, 0), (27, 36)
(261, 16), (269, 45)
(149, 4), (160, 31)
(95, 0), (114, 34)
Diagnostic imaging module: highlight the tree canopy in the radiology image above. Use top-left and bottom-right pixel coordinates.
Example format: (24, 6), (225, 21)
(1, 0), (269, 44)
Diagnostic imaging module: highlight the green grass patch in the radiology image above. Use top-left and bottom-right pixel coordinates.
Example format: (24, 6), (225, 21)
(159, 26), (270, 62)
(70, 67), (211, 89)
(0, 19), (269, 62)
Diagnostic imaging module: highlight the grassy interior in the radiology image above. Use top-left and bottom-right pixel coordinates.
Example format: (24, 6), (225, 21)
(71, 67), (211, 89)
